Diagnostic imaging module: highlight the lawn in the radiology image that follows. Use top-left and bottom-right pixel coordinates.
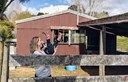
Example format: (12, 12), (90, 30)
(9, 66), (89, 78)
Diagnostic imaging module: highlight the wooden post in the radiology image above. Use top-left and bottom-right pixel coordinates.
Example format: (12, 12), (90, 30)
(1, 44), (9, 82)
(0, 41), (4, 82)
(99, 64), (105, 76)
(0, 42), (1, 82)
(99, 26), (106, 76)
(84, 30), (87, 53)
(76, 7), (79, 25)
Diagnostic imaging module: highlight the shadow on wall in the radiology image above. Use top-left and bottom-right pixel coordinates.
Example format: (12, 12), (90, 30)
(80, 66), (128, 76)
(80, 66), (99, 75)
(105, 66), (128, 75)
(79, 43), (87, 54)
(79, 43), (99, 55)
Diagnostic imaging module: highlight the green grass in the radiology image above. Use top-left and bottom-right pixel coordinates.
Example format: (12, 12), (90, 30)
(9, 66), (89, 78)
(117, 36), (128, 52)
(9, 66), (35, 78)
(51, 66), (89, 77)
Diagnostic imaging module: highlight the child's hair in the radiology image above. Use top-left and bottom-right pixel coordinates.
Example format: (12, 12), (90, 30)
(29, 36), (40, 54)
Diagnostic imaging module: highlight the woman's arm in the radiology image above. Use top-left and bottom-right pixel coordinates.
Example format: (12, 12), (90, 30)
(52, 47), (57, 55)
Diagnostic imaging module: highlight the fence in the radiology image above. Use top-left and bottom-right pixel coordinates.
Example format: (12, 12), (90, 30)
(1, 43), (128, 82)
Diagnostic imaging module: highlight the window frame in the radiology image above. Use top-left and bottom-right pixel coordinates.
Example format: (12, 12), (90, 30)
(52, 29), (85, 45)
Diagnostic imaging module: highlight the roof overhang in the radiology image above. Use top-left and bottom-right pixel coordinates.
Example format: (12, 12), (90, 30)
(78, 12), (128, 37)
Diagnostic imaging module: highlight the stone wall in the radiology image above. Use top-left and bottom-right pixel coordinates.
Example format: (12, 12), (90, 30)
(11, 55), (128, 66)
(9, 75), (128, 82)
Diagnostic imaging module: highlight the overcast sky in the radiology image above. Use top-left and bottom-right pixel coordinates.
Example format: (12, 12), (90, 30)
(5, 0), (128, 18)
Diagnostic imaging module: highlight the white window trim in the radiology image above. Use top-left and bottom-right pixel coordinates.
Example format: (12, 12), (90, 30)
(68, 30), (71, 45)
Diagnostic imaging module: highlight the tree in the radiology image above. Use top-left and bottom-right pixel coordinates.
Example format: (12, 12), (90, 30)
(68, 0), (85, 13)
(12, 11), (33, 24)
(68, 5), (109, 18)
(11, 11), (33, 38)
(68, 5), (78, 11)
(0, 0), (30, 20)
(89, 11), (109, 18)
(0, 20), (14, 41)
(67, 0), (107, 17)
(96, 11), (109, 18)
(37, 12), (45, 16)
(86, 0), (106, 16)
(0, 20), (14, 81)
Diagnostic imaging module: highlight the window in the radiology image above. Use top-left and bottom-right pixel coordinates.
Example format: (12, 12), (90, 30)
(53, 30), (69, 43)
(52, 30), (85, 44)
(71, 30), (85, 44)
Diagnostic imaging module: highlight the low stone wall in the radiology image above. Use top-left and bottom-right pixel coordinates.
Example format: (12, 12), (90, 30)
(9, 75), (128, 82)
(9, 55), (128, 82)
(11, 55), (128, 66)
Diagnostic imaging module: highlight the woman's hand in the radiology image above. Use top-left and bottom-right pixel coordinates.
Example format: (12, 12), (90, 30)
(41, 41), (47, 50)
(53, 47), (57, 55)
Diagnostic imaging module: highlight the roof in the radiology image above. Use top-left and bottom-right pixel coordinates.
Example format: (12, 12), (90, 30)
(16, 9), (97, 24)
(78, 12), (128, 37)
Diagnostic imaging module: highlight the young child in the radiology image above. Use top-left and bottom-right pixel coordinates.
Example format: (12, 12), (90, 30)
(41, 32), (62, 55)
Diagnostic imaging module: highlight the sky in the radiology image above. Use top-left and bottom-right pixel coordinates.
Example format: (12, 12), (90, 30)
(23, 0), (68, 9)
(5, 0), (128, 19)
(21, 0), (69, 15)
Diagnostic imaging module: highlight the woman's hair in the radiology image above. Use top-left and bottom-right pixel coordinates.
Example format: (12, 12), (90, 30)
(29, 36), (40, 54)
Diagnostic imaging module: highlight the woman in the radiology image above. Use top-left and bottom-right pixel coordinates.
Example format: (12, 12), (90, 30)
(29, 36), (53, 78)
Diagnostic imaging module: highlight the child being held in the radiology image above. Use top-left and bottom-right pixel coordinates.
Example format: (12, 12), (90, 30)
(41, 32), (62, 55)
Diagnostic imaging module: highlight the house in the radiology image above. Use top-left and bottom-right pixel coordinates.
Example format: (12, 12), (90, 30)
(16, 9), (96, 55)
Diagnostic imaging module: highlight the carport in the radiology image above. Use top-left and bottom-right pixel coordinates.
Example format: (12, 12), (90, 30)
(78, 12), (128, 55)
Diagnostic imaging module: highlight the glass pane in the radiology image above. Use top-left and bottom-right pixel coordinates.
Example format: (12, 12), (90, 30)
(71, 30), (75, 43)
(80, 30), (85, 43)
(53, 30), (69, 43)
(54, 30), (58, 41)
(60, 30), (64, 43)
(63, 30), (69, 43)
(75, 30), (80, 43)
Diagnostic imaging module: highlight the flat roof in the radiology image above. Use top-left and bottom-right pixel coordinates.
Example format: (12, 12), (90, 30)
(78, 12), (128, 37)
